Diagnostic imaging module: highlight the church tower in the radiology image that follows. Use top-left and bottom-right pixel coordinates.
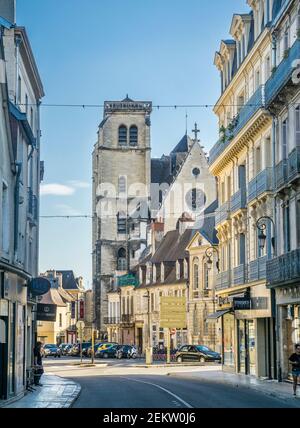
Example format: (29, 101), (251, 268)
(92, 97), (152, 335)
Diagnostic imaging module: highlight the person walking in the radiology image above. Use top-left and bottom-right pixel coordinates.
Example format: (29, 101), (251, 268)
(33, 342), (44, 387)
(289, 344), (300, 397)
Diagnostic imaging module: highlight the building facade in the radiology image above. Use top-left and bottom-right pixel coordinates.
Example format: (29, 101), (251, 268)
(92, 97), (152, 337)
(0, 1), (44, 404)
(209, 0), (286, 379)
(265, 0), (300, 381)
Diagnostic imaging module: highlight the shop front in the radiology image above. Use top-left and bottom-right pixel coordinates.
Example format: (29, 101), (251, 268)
(275, 286), (300, 380)
(210, 284), (275, 378)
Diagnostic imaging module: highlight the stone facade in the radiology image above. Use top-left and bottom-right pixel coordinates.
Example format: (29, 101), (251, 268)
(92, 97), (152, 336)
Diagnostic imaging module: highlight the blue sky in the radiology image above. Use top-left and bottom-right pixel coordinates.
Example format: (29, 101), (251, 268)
(17, 0), (249, 288)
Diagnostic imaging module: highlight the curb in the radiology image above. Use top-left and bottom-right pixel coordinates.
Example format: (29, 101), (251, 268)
(167, 372), (299, 403)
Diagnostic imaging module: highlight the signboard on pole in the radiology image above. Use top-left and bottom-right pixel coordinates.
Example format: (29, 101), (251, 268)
(37, 304), (57, 322)
(160, 297), (187, 329)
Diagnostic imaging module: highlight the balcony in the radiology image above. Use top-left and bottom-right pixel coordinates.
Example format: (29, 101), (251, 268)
(121, 314), (134, 325)
(288, 147), (300, 182)
(267, 249), (300, 288)
(216, 271), (231, 291)
(209, 86), (265, 166)
(248, 168), (273, 203)
(231, 189), (247, 214)
(104, 317), (121, 325)
(248, 256), (267, 282)
(215, 201), (231, 226)
(233, 264), (248, 286)
(275, 160), (288, 190)
(265, 39), (300, 106)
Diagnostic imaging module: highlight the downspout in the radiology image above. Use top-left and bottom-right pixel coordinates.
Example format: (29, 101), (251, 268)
(14, 162), (22, 257)
(271, 114), (281, 382)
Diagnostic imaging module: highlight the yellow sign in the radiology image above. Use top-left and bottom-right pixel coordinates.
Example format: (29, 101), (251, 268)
(160, 297), (187, 329)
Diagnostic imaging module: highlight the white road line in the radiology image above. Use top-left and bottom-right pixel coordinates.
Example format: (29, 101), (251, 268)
(121, 377), (193, 409)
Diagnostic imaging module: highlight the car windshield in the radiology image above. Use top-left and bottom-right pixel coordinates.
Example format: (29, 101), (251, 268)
(44, 344), (56, 349)
(196, 346), (213, 353)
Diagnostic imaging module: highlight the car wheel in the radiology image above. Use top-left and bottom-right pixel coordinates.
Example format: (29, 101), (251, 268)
(132, 354), (137, 360)
(200, 356), (206, 363)
(177, 356), (183, 363)
(103, 354), (109, 359)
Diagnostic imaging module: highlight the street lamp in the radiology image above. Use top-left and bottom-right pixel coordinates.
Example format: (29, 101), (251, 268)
(256, 216), (276, 253)
(205, 247), (220, 272)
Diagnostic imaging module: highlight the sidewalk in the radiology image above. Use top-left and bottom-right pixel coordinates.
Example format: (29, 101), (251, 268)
(4, 374), (81, 409)
(169, 369), (300, 404)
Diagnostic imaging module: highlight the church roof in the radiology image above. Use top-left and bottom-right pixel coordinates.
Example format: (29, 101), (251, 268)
(171, 134), (193, 154)
(122, 95), (134, 102)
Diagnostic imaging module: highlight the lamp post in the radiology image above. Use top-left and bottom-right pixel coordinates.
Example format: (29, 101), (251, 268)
(205, 247), (220, 273)
(256, 216), (276, 255)
(143, 289), (152, 365)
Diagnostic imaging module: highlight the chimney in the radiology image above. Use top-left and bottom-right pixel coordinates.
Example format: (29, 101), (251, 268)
(151, 221), (164, 255)
(178, 212), (194, 235)
(0, 0), (16, 24)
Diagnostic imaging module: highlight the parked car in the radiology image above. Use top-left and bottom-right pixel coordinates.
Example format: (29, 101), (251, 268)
(70, 342), (91, 357)
(96, 345), (122, 359)
(86, 343), (106, 358)
(59, 344), (72, 356)
(42, 344), (62, 358)
(116, 345), (137, 360)
(95, 343), (118, 359)
(175, 345), (221, 363)
(65, 344), (74, 356)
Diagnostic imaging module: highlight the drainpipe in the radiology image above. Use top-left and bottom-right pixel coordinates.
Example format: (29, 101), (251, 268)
(14, 162), (22, 257)
(271, 115), (281, 382)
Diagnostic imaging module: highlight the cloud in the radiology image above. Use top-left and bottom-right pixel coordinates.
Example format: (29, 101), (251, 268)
(40, 184), (75, 196)
(68, 180), (91, 189)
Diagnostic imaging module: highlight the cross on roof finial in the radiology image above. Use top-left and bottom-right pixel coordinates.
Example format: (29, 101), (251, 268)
(192, 123), (200, 142)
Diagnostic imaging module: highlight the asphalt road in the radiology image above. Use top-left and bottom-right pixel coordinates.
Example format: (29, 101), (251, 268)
(43, 358), (300, 409)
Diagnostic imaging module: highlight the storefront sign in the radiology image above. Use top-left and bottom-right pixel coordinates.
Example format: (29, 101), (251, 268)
(233, 298), (252, 311)
(28, 277), (51, 296)
(37, 303), (57, 322)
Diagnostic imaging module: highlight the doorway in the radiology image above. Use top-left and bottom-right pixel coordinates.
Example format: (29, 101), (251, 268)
(238, 320), (256, 376)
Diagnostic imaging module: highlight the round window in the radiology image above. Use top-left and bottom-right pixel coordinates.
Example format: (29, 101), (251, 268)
(192, 168), (200, 177)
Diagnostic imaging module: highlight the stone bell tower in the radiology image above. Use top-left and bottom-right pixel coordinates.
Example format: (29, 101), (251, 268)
(92, 96), (152, 336)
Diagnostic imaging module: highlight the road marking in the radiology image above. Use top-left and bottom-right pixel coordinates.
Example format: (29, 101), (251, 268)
(122, 377), (193, 409)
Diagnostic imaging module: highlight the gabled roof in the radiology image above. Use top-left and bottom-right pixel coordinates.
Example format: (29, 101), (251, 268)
(171, 134), (193, 154)
(151, 228), (197, 264)
(57, 270), (81, 291)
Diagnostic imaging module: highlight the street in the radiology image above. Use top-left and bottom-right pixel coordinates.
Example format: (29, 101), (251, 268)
(43, 358), (300, 409)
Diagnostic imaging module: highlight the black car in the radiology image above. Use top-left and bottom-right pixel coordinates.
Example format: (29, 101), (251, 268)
(70, 342), (91, 357)
(175, 345), (221, 363)
(96, 345), (121, 359)
(115, 345), (137, 360)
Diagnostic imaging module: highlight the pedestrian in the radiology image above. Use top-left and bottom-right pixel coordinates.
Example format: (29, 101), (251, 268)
(289, 344), (300, 397)
(33, 341), (44, 387)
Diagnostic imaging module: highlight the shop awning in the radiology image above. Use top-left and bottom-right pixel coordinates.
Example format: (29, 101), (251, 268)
(206, 309), (232, 323)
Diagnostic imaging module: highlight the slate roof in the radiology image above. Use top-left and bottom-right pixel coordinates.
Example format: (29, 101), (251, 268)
(171, 134), (192, 154)
(151, 228), (197, 264)
(198, 200), (219, 246)
(57, 270), (81, 291)
(151, 156), (173, 185)
(40, 289), (66, 307)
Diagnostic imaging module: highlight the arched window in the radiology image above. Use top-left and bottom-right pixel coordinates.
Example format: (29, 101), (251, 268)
(118, 176), (127, 194)
(203, 263), (209, 290)
(193, 258), (199, 291)
(117, 212), (127, 234)
(119, 125), (128, 146)
(117, 247), (127, 271)
(129, 125), (138, 146)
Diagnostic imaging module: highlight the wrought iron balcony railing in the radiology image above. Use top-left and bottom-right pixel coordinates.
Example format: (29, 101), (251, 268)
(215, 201), (231, 226)
(265, 39), (300, 105)
(230, 189), (247, 213)
(248, 256), (267, 282)
(288, 147), (300, 182)
(209, 85), (265, 165)
(248, 168), (273, 203)
(216, 270), (231, 291)
(233, 264), (248, 286)
(267, 249), (300, 288)
(104, 317), (121, 325)
(275, 159), (288, 190)
(121, 314), (134, 324)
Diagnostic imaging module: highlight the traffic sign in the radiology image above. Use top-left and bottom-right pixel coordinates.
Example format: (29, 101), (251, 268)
(76, 321), (85, 330)
(160, 297), (187, 329)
